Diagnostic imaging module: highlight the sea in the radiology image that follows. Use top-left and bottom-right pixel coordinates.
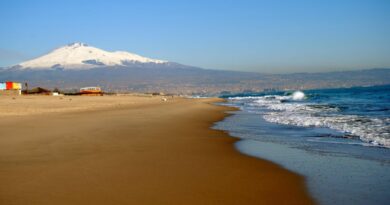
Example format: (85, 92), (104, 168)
(213, 84), (390, 205)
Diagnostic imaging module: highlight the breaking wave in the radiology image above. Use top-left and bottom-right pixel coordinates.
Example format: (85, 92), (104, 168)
(229, 92), (390, 148)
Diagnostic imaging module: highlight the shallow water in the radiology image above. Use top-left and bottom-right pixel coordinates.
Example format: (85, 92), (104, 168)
(214, 85), (390, 205)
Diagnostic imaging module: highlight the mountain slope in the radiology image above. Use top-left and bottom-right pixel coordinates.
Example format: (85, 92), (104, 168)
(1, 43), (389, 94)
(14, 43), (167, 70)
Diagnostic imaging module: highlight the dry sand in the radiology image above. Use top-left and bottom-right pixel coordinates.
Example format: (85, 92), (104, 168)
(0, 95), (315, 205)
(0, 94), (159, 116)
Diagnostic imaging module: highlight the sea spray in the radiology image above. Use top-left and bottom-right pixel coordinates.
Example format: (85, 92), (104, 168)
(292, 91), (305, 100)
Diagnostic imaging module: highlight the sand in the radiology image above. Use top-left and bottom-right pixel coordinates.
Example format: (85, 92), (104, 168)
(0, 94), (161, 116)
(0, 95), (315, 205)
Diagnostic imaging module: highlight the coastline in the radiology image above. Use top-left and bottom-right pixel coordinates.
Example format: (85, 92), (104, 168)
(214, 94), (390, 205)
(0, 96), (314, 204)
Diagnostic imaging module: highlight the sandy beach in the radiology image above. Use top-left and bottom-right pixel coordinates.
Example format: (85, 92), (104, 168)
(0, 95), (314, 205)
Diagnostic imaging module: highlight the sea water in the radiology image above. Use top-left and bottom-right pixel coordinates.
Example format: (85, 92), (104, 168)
(213, 85), (390, 205)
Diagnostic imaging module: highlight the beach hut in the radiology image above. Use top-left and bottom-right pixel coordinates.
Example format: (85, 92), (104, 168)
(0, 81), (22, 96)
(6, 82), (13, 90)
(2, 82), (22, 90)
(12, 82), (22, 90)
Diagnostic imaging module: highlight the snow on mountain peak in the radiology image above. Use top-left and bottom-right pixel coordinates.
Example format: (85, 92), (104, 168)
(67, 42), (88, 47)
(17, 43), (168, 70)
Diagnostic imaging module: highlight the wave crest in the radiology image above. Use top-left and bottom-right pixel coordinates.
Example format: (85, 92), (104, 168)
(230, 95), (390, 148)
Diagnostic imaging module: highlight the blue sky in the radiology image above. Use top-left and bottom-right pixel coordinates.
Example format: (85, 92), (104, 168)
(0, 0), (389, 73)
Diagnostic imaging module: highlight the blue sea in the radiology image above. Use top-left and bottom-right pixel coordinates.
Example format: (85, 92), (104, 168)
(213, 85), (390, 205)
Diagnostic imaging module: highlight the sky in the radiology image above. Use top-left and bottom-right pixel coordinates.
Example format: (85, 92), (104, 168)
(0, 0), (389, 73)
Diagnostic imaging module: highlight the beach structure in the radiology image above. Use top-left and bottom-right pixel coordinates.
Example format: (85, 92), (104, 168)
(23, 87), (52, 95)
(0, 82), (5, 90)
(80, 87), (103, 95)
(0, 81), (22, 90)
(0, 81), (22, 95)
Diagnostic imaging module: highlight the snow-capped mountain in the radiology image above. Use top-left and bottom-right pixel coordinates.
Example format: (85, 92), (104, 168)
(15, 43), (168, 70)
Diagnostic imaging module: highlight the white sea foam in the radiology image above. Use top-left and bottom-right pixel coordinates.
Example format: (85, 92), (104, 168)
(292, 91), (305, 100)
(229, 94), (390, 148)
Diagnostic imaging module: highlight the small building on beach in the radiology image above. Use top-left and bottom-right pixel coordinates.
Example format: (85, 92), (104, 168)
(0, 81), (22, 96)
(23, 87), (52, 95)
(0, 83), (5, 90)
(80, 87), (103, 96)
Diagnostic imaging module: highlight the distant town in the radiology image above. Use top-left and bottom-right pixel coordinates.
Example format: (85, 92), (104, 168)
(1, 68), (389, 96)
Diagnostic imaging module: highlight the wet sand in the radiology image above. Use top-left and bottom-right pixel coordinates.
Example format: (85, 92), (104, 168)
(0, 95), (315, 205)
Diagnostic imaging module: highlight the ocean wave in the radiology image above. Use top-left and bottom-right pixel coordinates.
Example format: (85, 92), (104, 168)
(230, 94), (390, 148)
(264, 112), (390, 148)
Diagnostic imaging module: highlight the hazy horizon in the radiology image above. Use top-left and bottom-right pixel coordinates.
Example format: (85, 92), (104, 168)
(1, 0), (389, 73)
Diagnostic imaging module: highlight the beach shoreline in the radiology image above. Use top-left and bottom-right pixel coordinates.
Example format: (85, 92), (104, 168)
(214, 88), (390, 205)
(0, 95), (315, 205)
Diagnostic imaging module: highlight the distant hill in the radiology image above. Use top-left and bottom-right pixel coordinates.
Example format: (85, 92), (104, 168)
(1, 43), (389, 94)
